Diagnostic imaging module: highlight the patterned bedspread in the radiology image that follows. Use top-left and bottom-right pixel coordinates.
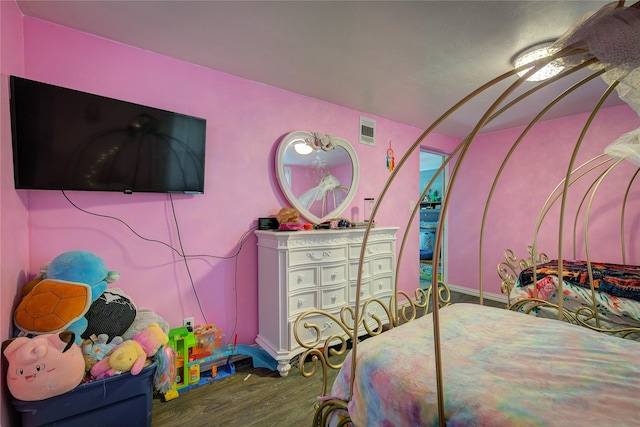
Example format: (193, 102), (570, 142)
(518, 260), (640, 302)
(330, 303), (640, 426)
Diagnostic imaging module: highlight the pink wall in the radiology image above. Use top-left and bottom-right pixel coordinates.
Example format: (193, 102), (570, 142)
(448, 104), (640, 295)
(7, 5), (639, 424)
(1, 1), (29, 425)
(9, 16), (451, 356)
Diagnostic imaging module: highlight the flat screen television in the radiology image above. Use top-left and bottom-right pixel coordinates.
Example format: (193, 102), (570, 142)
(10, 76), (207, 194)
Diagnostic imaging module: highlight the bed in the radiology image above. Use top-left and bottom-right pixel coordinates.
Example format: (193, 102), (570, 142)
(331, 303), (640, 426)
(501, 252), (640, 339)
(294, 2), (640, 426)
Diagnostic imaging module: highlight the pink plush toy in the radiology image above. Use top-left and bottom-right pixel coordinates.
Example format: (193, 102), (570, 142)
(90, 322), (168, 379)
(2, 331), (85, 401)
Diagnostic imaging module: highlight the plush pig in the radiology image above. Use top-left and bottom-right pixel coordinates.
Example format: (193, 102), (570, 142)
(2, 331), (85, 401)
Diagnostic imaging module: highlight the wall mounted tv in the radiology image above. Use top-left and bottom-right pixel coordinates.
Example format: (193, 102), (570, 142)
(10, 76), (206, 194)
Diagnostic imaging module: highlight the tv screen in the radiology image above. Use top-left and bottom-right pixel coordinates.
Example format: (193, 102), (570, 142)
(10, 76), (206, 194)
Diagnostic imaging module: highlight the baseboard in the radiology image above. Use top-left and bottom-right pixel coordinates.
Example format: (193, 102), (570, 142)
(446, 283), (508, 304)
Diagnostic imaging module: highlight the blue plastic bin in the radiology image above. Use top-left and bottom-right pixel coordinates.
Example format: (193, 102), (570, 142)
(11, 361), (156, 427)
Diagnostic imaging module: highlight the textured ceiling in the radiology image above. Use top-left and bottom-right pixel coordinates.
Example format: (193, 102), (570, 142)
(16, 0), (622, 137)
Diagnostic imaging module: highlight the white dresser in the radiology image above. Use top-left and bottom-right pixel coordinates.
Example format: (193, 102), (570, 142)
(255, 227), (398, 376)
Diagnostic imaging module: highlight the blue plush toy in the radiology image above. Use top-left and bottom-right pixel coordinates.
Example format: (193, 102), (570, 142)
(14, 250), (120, 344)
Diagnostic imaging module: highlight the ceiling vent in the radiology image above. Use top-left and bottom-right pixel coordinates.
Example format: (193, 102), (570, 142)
(359, 116), (376, 146)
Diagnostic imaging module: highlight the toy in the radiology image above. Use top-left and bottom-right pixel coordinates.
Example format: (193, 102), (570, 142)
(189, 324), (223, 361)
(91, 340), (147, 379)
(82, 351), (97, 373)
(90, 322), (168, 379)
(81, 287), (136, 340)
(153, 344), (177, 394)
(276, 207), (300, 224)
(122, 307), (169, 341)
(14, 279), (92, 334)
(82, 334), (123, 362)
(14, 250), (119, 344)
(2, 331), (85, 401)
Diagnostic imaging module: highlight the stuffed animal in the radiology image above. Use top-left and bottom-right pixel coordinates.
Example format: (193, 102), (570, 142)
(121, 307), (169, 341)
(14, 250), (119, 344)
(81, 288), (136, 341)
(90, 323), (168, 379)
(91, 340), (147, 379)
(276, 207), (300, 224)
(2, 331), (85, 401)
(82, 334), (123, 362)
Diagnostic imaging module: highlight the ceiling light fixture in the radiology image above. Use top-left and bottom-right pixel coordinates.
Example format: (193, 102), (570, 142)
(513, 42), (565, 82)
(294, 139), (313, 155)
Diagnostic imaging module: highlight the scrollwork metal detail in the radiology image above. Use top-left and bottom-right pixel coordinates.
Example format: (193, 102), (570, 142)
(294, 281), (452, 399)
(498, 246), (548, 307)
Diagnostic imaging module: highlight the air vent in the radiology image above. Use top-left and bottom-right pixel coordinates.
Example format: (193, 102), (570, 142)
(359, 116), (376, 146)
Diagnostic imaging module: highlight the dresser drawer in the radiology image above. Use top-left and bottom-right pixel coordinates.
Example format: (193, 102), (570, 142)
(370, 256), (394, 276)
(288, 266), (318, 290)
(371, 275), (394, 294)
(289, 312), (347, 351)
(289, 246), (348, 267)
(350, 240), (394, 259)
(320, 263), (348, 286)
(348, 259), (371, 280)
(349, 280), (371, 303)
(289, 289), (318, 317)
(320, 285), (348, 310)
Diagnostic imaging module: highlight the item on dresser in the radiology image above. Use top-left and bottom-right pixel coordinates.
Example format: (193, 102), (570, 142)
(258, 217), (280, 230)
(255, 227), (398, 376)
(276, 207), (300, 224)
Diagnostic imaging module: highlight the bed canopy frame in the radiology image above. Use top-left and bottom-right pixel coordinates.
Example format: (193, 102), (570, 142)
(294, 2), (640, 425)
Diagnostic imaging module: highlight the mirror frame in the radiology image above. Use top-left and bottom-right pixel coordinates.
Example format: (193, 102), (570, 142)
(276, 130), (360, 224)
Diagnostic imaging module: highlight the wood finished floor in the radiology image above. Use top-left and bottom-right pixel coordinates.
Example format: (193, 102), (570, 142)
(151, 291), (503, 427)
(151, 355), (342, 427)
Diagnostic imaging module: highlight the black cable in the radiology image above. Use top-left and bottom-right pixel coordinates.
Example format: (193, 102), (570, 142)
(168, 193), (206, 324)
(62, 190), (258, 345)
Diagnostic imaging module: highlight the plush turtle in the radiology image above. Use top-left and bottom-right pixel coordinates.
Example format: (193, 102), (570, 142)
(14, 251), (119, 344)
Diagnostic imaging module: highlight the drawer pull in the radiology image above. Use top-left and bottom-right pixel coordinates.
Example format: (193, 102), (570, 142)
(307, 321), (334, 337)
(331, 272), (337, 280)
(320, 321), (333, 333)
(297, 274), (304, 283)
(376, 263), (383, 270)
(378, 282), (383, 290)
(331, 294), (337, 302)
(298, 298), (305, 307)
(307, 251), (331, 261)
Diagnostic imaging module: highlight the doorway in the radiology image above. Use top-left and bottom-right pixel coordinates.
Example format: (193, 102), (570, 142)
(419, 149), (447, 289)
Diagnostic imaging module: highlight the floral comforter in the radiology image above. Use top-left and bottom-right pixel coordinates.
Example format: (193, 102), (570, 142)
(511, 260), (640, 331)
(517, 260), (640, 302)
(329, 303), (640, 426)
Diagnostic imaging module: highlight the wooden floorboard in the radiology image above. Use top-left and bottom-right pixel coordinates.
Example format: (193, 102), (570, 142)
(152, 356), (341, 427)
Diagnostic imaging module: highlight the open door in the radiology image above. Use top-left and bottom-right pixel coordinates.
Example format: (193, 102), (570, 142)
(419, 149), (447, 289)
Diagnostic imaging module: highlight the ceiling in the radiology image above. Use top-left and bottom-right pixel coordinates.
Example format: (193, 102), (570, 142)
(16, 0), (622, 138)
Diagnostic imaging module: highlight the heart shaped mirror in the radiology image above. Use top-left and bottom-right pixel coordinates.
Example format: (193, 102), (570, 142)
(276, 130), (360, 224)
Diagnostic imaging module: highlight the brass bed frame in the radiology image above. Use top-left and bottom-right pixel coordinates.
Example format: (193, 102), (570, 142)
(294, 2), (640, 425)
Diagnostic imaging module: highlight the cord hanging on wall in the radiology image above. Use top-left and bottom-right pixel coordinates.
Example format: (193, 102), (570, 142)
(386, 141), (395, 172)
